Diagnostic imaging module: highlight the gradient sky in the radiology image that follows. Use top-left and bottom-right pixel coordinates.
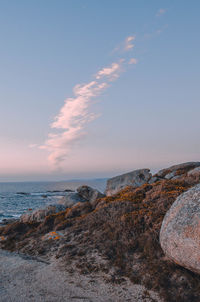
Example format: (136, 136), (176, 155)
(0, 0), (200, 181)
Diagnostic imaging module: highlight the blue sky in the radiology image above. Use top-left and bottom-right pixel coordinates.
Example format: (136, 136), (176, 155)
(0, 0), (199, 181)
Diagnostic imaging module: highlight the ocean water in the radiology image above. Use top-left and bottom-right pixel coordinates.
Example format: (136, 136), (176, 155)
(0, 179), (107, 222)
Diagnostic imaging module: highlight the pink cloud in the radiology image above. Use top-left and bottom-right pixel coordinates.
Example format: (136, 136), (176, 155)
(40, 38), (138, 168)
(96, 62), (122, 80)
(112, 35), (136, 54)
(124, 36), (135, 51)
(41, 59), (126, 168)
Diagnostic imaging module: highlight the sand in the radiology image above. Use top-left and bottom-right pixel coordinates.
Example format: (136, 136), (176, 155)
(0, 249), (162, 302)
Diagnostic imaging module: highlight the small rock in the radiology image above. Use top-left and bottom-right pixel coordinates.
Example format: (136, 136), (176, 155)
(0, 218), (17, 226)
(16, 192), (30, 196)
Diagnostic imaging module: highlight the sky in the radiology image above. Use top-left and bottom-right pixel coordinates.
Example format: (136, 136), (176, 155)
(0, 0), (200, 181)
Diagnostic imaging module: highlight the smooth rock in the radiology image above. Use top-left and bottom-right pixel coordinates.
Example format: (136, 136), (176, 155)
(105, 169), (152, 196)
(160, 184), (200, 274)
(155, 162), (200, 179)
(77, 185), (105, 206)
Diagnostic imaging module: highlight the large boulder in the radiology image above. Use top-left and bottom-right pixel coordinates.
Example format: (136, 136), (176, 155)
(155, 162), (200, 179)
(105, 169), (152, 196)
(77, 185), (105, 206)
(160, 184), (200, 274)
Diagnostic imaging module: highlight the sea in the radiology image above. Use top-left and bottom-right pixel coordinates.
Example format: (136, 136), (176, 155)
(0, 179), (107, 223)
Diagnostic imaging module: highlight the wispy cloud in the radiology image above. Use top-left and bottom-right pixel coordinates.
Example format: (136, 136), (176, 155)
(143, 24), (168, 40)
(156, 8), (166, 17)
(40, 37), (137, 168)
(95, 60), (123, 80)
(124, 36), (135, 51)
(112, 35), (136, 54)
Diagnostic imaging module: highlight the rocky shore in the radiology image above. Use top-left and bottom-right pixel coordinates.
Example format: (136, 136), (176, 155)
(1, 162), (200, 301)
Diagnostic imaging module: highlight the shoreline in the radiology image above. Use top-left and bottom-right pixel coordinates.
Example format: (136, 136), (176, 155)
(0, 179), (106, 224)
(1, 162), (200, 301)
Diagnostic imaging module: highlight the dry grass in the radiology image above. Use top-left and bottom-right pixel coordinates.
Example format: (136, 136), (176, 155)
(1, 177), (200, 301)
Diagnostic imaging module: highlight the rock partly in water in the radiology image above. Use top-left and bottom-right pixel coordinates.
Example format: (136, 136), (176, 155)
(47, 189), (74, 193)
(0, 218), (17, 226)
(77, 185), (105, 206)
(20, 204), (66, 223)
(105, 169), (152, 196)
(16, 192), (30, 196)
(155, 162), (200, 179)
(160, 184), (200, 274)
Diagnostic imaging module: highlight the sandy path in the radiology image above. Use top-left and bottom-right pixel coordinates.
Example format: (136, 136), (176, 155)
(0, 249), (161, 302)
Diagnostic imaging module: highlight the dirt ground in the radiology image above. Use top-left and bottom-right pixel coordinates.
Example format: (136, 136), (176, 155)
(0, 249), (162, 302)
